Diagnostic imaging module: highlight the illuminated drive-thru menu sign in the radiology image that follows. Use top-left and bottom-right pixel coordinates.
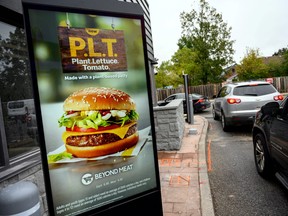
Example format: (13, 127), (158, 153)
(22, 0), (163, 215)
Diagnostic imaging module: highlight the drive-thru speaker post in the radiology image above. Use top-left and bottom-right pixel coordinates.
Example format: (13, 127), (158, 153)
(183, 74), (194, 124)
(22, 0), (163, 215)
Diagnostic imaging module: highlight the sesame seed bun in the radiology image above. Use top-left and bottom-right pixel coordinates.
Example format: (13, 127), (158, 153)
(63, 87), (136, 111)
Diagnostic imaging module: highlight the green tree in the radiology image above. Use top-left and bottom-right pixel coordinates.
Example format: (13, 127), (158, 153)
(236, 48), (268, 80)
(0, 27), (33, 102)
(155, 48), (201, 88)
(170, 47), (201, 85)
(178, 0), (235, 84)
(281, 50), (288, 75)
(154, 61), (181, 88)
(273, 47), (288, 56)
(266, 58), (285, 77)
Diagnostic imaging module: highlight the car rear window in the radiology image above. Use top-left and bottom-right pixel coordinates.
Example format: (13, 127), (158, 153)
(233, 84), (276, 96)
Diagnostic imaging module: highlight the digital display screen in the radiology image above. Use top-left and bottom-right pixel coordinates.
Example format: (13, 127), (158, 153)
(23, 2), (160, 215)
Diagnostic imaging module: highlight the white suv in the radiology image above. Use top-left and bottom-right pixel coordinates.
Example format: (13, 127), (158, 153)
(212, 81), (284, 131)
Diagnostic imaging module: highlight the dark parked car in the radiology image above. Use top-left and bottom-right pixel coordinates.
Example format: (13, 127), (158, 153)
(157, 93), (211, 114)
(252, 97), (288, 188)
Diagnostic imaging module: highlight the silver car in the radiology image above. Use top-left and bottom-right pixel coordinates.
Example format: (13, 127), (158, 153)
(212, 81), (284, 131)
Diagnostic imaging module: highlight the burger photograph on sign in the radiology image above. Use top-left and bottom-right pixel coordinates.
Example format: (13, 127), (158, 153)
(47, 87), (149, 162)
(58, 87), (139, 158)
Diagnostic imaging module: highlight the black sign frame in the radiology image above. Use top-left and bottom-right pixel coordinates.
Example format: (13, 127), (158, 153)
(22, 0), (163, 215)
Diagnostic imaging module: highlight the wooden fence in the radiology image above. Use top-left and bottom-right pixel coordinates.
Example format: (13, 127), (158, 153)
(273, 76), (288, 93)
(156, 76), (288, 101)
(156, 84), (222, 101)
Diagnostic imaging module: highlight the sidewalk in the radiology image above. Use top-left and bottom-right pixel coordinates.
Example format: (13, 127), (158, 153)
(157, 115), (214, 216)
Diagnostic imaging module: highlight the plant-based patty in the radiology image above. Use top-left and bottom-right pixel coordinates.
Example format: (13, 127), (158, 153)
(66, 124), (137, 147)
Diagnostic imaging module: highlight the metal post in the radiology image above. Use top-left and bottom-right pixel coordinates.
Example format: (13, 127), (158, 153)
(189, 95), (194, 124)
(183, 74), (193, 124)
(0, 97), (9, 166)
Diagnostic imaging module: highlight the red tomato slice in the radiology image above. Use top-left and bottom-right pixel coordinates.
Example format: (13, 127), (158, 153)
(66, 124), (120, 133)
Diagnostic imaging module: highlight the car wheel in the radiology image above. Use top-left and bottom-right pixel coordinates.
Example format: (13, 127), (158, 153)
(253, 133), (273, 178)
(212, 106), (219, 120)
(221, 111), (229, 132)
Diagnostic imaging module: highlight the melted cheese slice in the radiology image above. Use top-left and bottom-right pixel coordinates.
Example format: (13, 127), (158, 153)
(62, 122), (136, 143)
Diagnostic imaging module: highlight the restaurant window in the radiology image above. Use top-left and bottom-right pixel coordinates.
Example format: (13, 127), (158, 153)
(0, 12), (40, 180)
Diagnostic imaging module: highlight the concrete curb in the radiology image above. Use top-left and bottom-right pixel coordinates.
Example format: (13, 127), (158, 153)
(197, 116), (215, 216)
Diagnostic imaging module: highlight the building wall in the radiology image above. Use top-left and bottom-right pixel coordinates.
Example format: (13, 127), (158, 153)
(118, 0), (155, 61)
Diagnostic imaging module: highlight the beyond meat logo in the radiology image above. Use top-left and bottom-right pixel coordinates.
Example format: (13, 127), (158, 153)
(58, 27), (127, 73)
(81, 173), (94, 186)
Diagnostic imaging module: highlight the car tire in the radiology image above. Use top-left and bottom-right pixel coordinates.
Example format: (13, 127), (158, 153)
(212, 106), (219, 120)
(253, 133), (273, 178)
(221, 111), (229, 132)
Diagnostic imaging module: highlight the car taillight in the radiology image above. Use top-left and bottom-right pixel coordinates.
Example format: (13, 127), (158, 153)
(227, 98), (241, 104)
(195, 99), (204, 104)
(274, 94), (284, 101)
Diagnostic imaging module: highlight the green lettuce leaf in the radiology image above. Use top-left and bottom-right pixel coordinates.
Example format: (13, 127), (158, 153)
(58, 110), (139, 130)
(48, 152), (73, 163)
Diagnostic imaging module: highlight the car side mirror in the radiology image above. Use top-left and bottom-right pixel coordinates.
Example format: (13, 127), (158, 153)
(261, 102), (280, 117)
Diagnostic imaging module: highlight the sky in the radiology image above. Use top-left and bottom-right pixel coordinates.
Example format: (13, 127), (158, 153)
(148, 0), (288, 65)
